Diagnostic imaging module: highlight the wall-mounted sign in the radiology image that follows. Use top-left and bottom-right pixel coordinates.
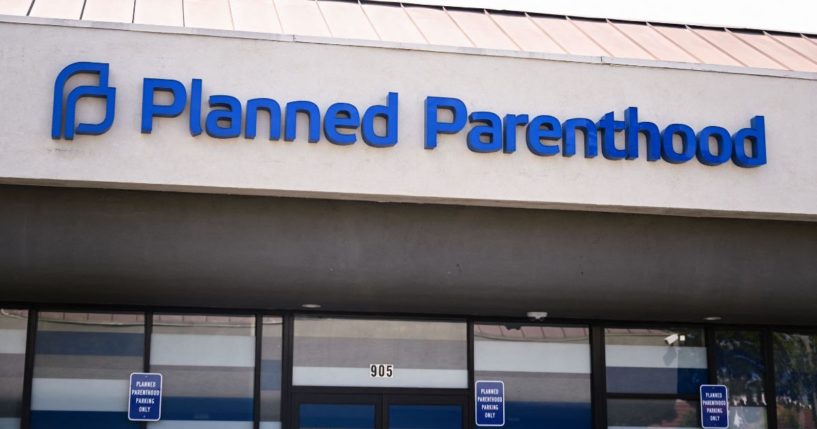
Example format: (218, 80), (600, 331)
(475, 380), (505, 427)
(128, 372), (163, 422)
(51, 62), (766, 168)
(369, 364), (394, 378)
(700, 384), (729, 429)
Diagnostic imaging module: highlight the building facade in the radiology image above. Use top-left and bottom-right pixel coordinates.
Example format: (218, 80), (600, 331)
(0, 0), (816, 428)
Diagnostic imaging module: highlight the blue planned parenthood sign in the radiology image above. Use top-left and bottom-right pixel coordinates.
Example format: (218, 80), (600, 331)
(700, 384), (729, 429)
(475, 380), (505, 427)
(128, 373), (163, 422)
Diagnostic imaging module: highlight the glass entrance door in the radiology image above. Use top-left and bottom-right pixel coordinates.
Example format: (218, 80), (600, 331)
(294, 392), (465, 429)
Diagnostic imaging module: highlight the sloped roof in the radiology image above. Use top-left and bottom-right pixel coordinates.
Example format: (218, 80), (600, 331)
(2, 0), (817, 73)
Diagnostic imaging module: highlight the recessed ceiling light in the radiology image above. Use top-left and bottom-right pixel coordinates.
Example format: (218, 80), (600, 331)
(301, 304), (321, 309)
(704, 316), (722, 321)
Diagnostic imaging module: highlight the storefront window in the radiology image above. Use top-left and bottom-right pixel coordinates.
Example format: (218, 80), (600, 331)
(473, 324), (591, 429)
(260, 316), (283, 429)
(293, 317), (467, 388)
(714, 330), (767, 429)
(605, 328), (707, 395)
(0, 309), (28, 429)
(31, 311), (144, 429)
(605, 327), (706, 429)
(149, 314), (255, 429)
(774, 332), (817, 429)
(607, 398), (699, 428)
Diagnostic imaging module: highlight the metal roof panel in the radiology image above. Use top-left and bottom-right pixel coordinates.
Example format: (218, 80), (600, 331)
(184, 0), (234, 30)
(404, 5), (472, 47)
(360, 3), (426, 44)
(529, 16), (607, 57)
(446, 9), (517, 51)
(273, 0), (330, 37)
(570, 18), (653, 60)
(0, 0), (33, 15)
(82, 0), (134, 23)
(229, 0), (282, 33)
(734, 31), (817, 72)
(134, 0), (184, 26)
(651, 24), (742, 67)
(29, 0), (83, 19)
(613, 22), (697, 63)
(488, 12), (564, 54)
(770, 34), (817, 70)
(317, 0), (378, 41)
(693, 28), (785, 69)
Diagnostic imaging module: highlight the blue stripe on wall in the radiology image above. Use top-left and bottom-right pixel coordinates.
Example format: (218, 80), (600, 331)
(261, 359), (282, 391)
(35, 332), (144, 357)
(503, 402), (591, 429)
(31, 411), (140, 429)
(606, 367), (707, 395)
(162, 397), (253, 421)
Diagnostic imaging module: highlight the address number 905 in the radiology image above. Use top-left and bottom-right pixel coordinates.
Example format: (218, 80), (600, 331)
(369, 364), (394, 378)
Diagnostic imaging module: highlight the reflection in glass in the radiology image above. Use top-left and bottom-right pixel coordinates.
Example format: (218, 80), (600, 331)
(31, 312), (144, 429)
(474, 324), (591, 429)
(299, 404), (375, 429)
(774, 332), (817, 429)
(714, 330), (767, 429)
(0, 309), (28, 429)
(389, 405), (462, 429)
(605, 328), (707, 395)
(607, 398), (699, 428)
(149, 314), (255, 429)
(294, 318), (467, 388)
(260, 317), (283, 429)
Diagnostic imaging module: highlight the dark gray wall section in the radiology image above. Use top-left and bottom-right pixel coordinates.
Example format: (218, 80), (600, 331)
(0, 185), (815, 325)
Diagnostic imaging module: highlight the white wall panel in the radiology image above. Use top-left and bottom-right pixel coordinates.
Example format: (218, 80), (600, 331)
(293, 367), (468, 388)
(475, 342), (590, 373)
(0, 329), (27, 354)
(31, 378), (129, 411)
(150, 334), (255, 367)
(0, 19), (815, 221)
(605, 345), (708, 368)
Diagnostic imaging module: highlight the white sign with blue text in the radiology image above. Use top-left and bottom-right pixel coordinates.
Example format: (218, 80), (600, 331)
(475, 380), (505, 427)
(128, 372), (163, 422)
(700, 384), (729, 429)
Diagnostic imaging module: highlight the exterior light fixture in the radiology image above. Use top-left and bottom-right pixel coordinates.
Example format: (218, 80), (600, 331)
(301, 304), (321, 309)
(704, 316), (723, 321)
(526, 311), (548, 321)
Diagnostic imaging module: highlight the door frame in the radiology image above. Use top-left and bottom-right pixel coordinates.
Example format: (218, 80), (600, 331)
(290, 387), (468, 429)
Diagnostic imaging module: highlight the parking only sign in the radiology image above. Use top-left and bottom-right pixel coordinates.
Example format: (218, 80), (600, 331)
(128, 373), (163, 421)
(475, 380), (505, 427)
(700, 384), (729, 429)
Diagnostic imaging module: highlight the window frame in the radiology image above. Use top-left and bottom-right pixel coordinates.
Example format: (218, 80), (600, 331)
(3, 301), (817, 429)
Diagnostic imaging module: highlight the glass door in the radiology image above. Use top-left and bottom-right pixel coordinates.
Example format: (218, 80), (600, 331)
(293, 392), (465, 429)
(295, 393), (381, 429)
(385, 395), (465, 429)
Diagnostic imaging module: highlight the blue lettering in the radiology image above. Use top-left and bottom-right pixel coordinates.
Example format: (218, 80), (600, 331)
(425, 96), (467, 149)
(362, 92), (398, 148)
(205, 95), (242, 138)
(141, 78), (187, 134)
(732, 116), (766, 168)
(324, 102), (360, 145)
(245, 98), (282, 140)
(467, 111), (502, 153)
(526, 115), (561, 156)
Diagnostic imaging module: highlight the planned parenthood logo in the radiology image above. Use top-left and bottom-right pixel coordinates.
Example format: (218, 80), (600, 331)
(51, 62), (116, 140)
